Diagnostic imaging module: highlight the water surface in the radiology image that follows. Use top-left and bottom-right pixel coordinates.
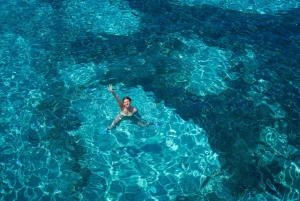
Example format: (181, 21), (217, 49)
(0, 0), (300, 200)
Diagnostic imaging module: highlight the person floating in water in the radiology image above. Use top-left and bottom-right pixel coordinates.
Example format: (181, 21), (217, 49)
(106, 84), (149, 130)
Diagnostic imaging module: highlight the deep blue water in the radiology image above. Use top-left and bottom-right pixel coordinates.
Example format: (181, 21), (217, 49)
(1, 0), (300, 200)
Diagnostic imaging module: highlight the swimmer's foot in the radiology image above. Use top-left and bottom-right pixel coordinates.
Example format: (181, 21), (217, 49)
(100, 129), (109, 135)
(152, 122), (160, 127)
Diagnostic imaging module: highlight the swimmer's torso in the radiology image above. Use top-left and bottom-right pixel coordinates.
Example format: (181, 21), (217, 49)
(120, 106), (136, 117)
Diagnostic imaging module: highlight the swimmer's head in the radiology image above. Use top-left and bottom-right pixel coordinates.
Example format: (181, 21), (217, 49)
(122, 96), (131, 108)
(122, 96), (131, 103)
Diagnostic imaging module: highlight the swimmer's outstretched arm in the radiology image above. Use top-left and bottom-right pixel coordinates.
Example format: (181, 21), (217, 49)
(108, 84), (123, 110)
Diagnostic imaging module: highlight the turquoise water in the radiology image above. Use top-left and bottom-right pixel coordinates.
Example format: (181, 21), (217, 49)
(1, 0), (300, 200)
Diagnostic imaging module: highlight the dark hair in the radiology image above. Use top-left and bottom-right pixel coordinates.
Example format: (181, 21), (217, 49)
(122, 96), (132, 102)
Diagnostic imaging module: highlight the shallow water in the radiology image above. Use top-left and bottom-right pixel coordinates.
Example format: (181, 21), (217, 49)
(0, 0), (300, 200)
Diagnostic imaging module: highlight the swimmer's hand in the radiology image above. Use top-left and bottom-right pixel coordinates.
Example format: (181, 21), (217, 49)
(108, 84), (113, 92)
(154, 122), (160, 127)
(108, 84), (122, 107)
(148, 122), (160, 127)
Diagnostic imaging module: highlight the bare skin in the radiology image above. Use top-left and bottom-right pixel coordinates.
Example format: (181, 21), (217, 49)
(107, 84), (149, 130)
(108, 84), (137, 115)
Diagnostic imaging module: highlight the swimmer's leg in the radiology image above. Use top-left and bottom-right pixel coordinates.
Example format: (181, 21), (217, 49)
(107, 114), (123, 130)
(136, 120), (150, 127)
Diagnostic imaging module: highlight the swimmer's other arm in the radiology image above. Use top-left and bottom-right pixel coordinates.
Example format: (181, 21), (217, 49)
(108, 84), (123, 109)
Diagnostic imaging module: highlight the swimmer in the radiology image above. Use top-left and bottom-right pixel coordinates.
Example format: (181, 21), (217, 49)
(106, 84), (149, 130)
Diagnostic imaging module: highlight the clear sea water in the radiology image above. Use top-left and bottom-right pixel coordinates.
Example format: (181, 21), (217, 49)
(1, 0), (300, 200)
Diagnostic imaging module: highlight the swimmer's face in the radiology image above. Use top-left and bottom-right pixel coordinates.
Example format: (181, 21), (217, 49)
(123, 98), (131, 108)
